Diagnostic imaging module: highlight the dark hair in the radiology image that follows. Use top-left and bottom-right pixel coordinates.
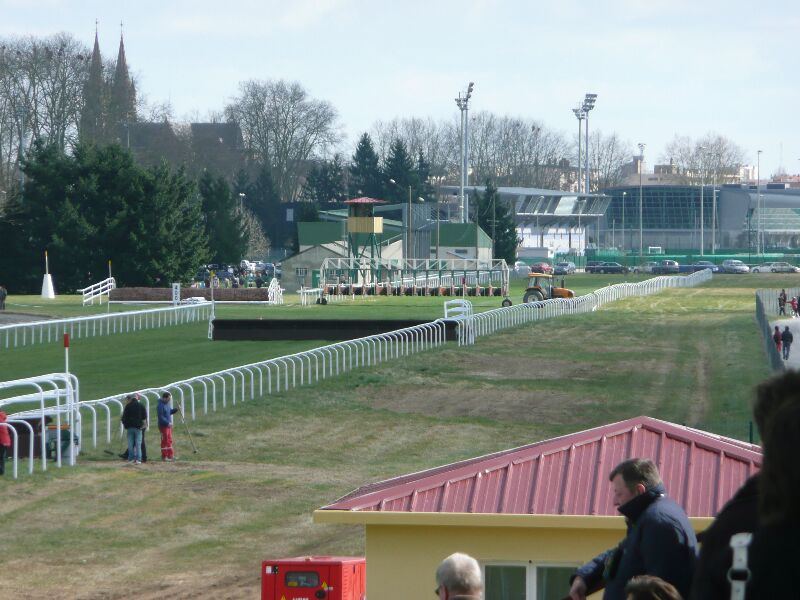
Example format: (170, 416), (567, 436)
(161, 392), (171, 399)
(753, 370), (800, 438)
(759, 400), (800, 525)
(624, 575), (682, 600)
(609, 458), (661, 490)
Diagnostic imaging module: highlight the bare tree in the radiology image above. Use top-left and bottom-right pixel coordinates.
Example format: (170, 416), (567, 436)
(588, 130), (631, 191)
(225, 79), (341, 202)
(369, 112), (571, 191)
(370, 116), (454, 180)
(662, 133), (745, 184)
(0, 33), (90, 199)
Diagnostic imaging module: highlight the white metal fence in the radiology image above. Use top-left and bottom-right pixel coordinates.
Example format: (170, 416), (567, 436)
(467, 269), (714, 340)
(0, 303), (212, 350)
(78, 277), (116, 305)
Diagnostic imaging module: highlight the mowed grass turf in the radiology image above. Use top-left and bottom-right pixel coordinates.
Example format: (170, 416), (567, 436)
(0, 273), (780, 599)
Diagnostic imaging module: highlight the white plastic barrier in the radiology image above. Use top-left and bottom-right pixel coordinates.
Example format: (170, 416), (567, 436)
(471, 270), (713, 338)
(78, 277), (116, 305)
(0, 303), (212, 350)
(0, 373), (80, 478)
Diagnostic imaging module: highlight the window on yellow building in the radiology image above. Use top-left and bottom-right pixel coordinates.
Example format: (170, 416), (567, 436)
(484, 563), (577, 600)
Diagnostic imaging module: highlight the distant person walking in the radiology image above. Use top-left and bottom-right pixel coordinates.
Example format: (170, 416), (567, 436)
(0, 285), (7, 310)
(121, 394), (147, 465)
(778, 289), (787, 315)
(781, 326), (793, 360)
(792, 296), (798, 317)
(773, 326), (782, 354)
(0, 411), (11, 475)
(157, 392), (179, 461)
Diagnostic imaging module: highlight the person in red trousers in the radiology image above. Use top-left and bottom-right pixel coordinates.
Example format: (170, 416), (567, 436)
(156, 392), (179, 461)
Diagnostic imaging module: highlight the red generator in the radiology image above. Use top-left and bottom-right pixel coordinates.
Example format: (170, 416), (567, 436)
(261, 556), (366, 600)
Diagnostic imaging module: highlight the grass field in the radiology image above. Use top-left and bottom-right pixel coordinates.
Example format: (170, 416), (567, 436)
(0, 273), (780, 599)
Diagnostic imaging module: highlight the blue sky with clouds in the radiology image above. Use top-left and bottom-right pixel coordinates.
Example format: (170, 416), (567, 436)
(2, 0), (798, 177)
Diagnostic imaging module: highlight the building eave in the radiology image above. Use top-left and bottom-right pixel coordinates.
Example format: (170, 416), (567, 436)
(312, 510), (714, 532)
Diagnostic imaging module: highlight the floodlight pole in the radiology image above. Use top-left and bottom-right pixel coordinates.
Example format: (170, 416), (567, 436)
(699, 146), (706, 256)
(572, 107), (585, 193)
(455, 82), (474, 223)
(582, 93), (597, 194)
(638, 143), (646, 260)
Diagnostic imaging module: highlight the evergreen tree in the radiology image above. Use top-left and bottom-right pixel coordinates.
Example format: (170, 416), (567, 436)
(384, 138), (419, 204)
(198, 170), (248, 264)
(415, 149), (435, 200)
(246, 165), (286, 249)
(301, 154), (347, 204)
(0, 142), (208, 292)
(349, 133), (384, 198)
(474, 179), (519, 263)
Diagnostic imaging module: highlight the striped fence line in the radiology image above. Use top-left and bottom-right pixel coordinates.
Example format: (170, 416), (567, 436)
(0, 303), (212, 350)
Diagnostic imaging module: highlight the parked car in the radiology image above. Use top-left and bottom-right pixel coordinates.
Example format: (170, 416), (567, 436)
(513, 260), (530, 276)
(652, 260), (680, 274)
(721, 259), (750, 274)
(751, 261), (800, 273)
(690, 260), (720, 273)
(553, 261), (576, 275)
(584, 261), (604, 273)
(529, 262), (553, 274)
(633, 261), (660, 274)
(596, 262), (629, 274)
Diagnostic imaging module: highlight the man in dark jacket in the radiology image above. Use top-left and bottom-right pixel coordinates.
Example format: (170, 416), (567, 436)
(569, 458), (697, 600)
(781, 325), (793, 360)
(120, 394), (147, 465)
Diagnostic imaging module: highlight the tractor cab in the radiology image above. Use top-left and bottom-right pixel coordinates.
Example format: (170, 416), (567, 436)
(523, 273), (575, 303)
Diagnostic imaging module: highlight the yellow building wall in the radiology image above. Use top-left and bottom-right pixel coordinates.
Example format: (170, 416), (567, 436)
(364, 524), (619, 600)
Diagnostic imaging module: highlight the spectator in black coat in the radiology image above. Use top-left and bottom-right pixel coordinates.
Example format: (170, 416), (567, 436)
(780, 326), (793, 360)
(569, 459), (697, 600)
(745, 400), (800, 597)
(120, 394), (147, 465)
(690, 370), (800, 600)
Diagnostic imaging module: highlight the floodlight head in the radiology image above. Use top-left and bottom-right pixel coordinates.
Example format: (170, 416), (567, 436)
(572, 107), (584, 119)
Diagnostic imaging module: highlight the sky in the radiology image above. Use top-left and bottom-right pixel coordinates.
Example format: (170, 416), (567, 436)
(2, 0), (798, 178)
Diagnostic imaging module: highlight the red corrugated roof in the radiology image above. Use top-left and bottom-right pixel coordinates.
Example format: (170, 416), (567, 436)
(321, 416), (761, 518)
(343, 197), (387, 204)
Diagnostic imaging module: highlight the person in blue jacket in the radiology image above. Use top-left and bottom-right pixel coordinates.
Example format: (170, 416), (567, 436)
(156, 392), (179, 461)
(568, 458), (697, 600)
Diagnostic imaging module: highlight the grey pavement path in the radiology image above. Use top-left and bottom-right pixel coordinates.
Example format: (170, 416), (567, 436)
(770, 317), (800, 369)
(0, 311), (50, 325)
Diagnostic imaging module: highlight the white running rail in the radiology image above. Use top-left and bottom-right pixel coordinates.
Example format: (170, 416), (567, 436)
(0, 303), (212, 350)
(78, 277), (116, 305)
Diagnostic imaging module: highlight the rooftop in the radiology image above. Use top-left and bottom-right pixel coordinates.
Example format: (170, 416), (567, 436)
(320, 416), (761, 518)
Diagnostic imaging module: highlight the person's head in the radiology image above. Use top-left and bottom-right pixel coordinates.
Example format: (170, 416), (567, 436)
(161, 392), (171, 402)
(759, 400), (800, 525)
(624, 575), (682, 600)
(609, 458), (662, 506)
(752, 370), (800, 439)
(785, 326), (791, 332)
(435, 552), (482, 599)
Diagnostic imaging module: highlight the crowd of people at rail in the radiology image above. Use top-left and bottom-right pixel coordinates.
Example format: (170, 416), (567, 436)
(435, 370), (800, 600)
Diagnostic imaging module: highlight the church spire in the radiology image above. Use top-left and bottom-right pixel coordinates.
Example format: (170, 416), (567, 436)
(109, 23), (137, 142)
(79, 23), (106, 144)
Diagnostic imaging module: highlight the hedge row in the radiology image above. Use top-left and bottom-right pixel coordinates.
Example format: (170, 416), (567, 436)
(109, 287), (271, 301)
